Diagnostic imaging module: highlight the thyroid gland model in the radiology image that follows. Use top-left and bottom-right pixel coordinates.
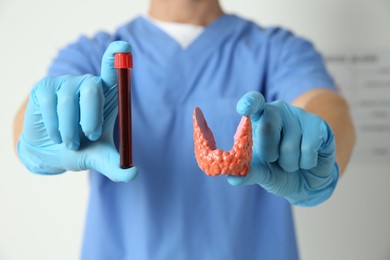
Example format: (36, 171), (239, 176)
(193, 107), (253, 176)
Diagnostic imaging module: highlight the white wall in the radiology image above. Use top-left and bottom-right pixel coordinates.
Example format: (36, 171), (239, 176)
(1, 0), (389, 259)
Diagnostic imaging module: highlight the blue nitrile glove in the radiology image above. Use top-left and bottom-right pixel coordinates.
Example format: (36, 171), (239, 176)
(18, 41), (138, 182)
(228, 91), (338, 206)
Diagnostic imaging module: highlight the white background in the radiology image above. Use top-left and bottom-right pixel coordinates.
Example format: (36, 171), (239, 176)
(1, 0), (390, 259)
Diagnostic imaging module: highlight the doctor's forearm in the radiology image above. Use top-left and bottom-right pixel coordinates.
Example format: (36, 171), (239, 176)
(13, 97), (28, 153)
(292, 88), (356, 175)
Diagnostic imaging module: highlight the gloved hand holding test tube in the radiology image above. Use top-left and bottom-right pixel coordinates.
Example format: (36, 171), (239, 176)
(17, 41), (138, 182)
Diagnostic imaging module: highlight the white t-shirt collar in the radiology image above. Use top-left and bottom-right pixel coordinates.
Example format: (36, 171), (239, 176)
(144, 15), (205, 49)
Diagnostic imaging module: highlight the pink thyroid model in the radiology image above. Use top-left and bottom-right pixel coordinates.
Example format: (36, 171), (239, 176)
(193, 107), (253, 176)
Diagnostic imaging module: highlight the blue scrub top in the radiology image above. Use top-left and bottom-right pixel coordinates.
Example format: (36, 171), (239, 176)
(49, 15), (335, 260)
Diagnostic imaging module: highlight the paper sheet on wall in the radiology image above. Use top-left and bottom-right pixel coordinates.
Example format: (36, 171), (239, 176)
(325, 51), (390, 166)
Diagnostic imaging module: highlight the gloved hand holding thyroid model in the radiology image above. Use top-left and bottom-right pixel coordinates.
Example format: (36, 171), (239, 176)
(194, 91), (338, 207)
(18, 41), (138, 182)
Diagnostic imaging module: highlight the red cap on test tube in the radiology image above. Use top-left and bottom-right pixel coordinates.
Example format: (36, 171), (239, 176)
(114, 53), (133, 69)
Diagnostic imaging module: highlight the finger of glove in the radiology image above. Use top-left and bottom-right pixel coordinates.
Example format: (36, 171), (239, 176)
(299, 110), (323, 169)
(259, 164), (301, 198)
(80, 76), (104, 141)
(227, 159), (265, 186)
(228, 159), (300, 198)
(32, 77), (63, 144)
(100, 41), (132, 88)
(275, 101), (302, 172)
(227, 172), (259, 186)
(255, 104), (282, 162)
(80, 143), (138, 182)
(227, 158), (279, 188)
(310, 121), (337, 177)
(57, 77), (83, 150)
(236, 91), (265, 121)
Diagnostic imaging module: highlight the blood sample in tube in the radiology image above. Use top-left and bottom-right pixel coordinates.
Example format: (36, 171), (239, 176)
(114, 52), (133, 169)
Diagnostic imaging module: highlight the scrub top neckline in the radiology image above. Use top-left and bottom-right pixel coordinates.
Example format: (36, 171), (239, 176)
(137, 14), (238, 55)
(144, 15), (205, 49)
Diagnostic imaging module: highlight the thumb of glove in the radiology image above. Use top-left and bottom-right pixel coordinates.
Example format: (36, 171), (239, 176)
(79, 143), (139, 182)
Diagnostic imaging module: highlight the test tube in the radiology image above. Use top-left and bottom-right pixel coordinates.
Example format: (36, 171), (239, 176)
(114, 52), (133, 169)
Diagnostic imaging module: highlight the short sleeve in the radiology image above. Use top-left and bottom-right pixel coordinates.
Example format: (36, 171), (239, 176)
(48, 32), (113, 77)
(266, 28), (336, 103)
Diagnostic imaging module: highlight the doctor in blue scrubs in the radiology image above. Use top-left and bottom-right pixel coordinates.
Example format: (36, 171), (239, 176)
(14, 0), (356, 259)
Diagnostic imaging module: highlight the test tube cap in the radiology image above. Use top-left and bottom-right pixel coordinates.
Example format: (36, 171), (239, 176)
(114, 53), (133, 69)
